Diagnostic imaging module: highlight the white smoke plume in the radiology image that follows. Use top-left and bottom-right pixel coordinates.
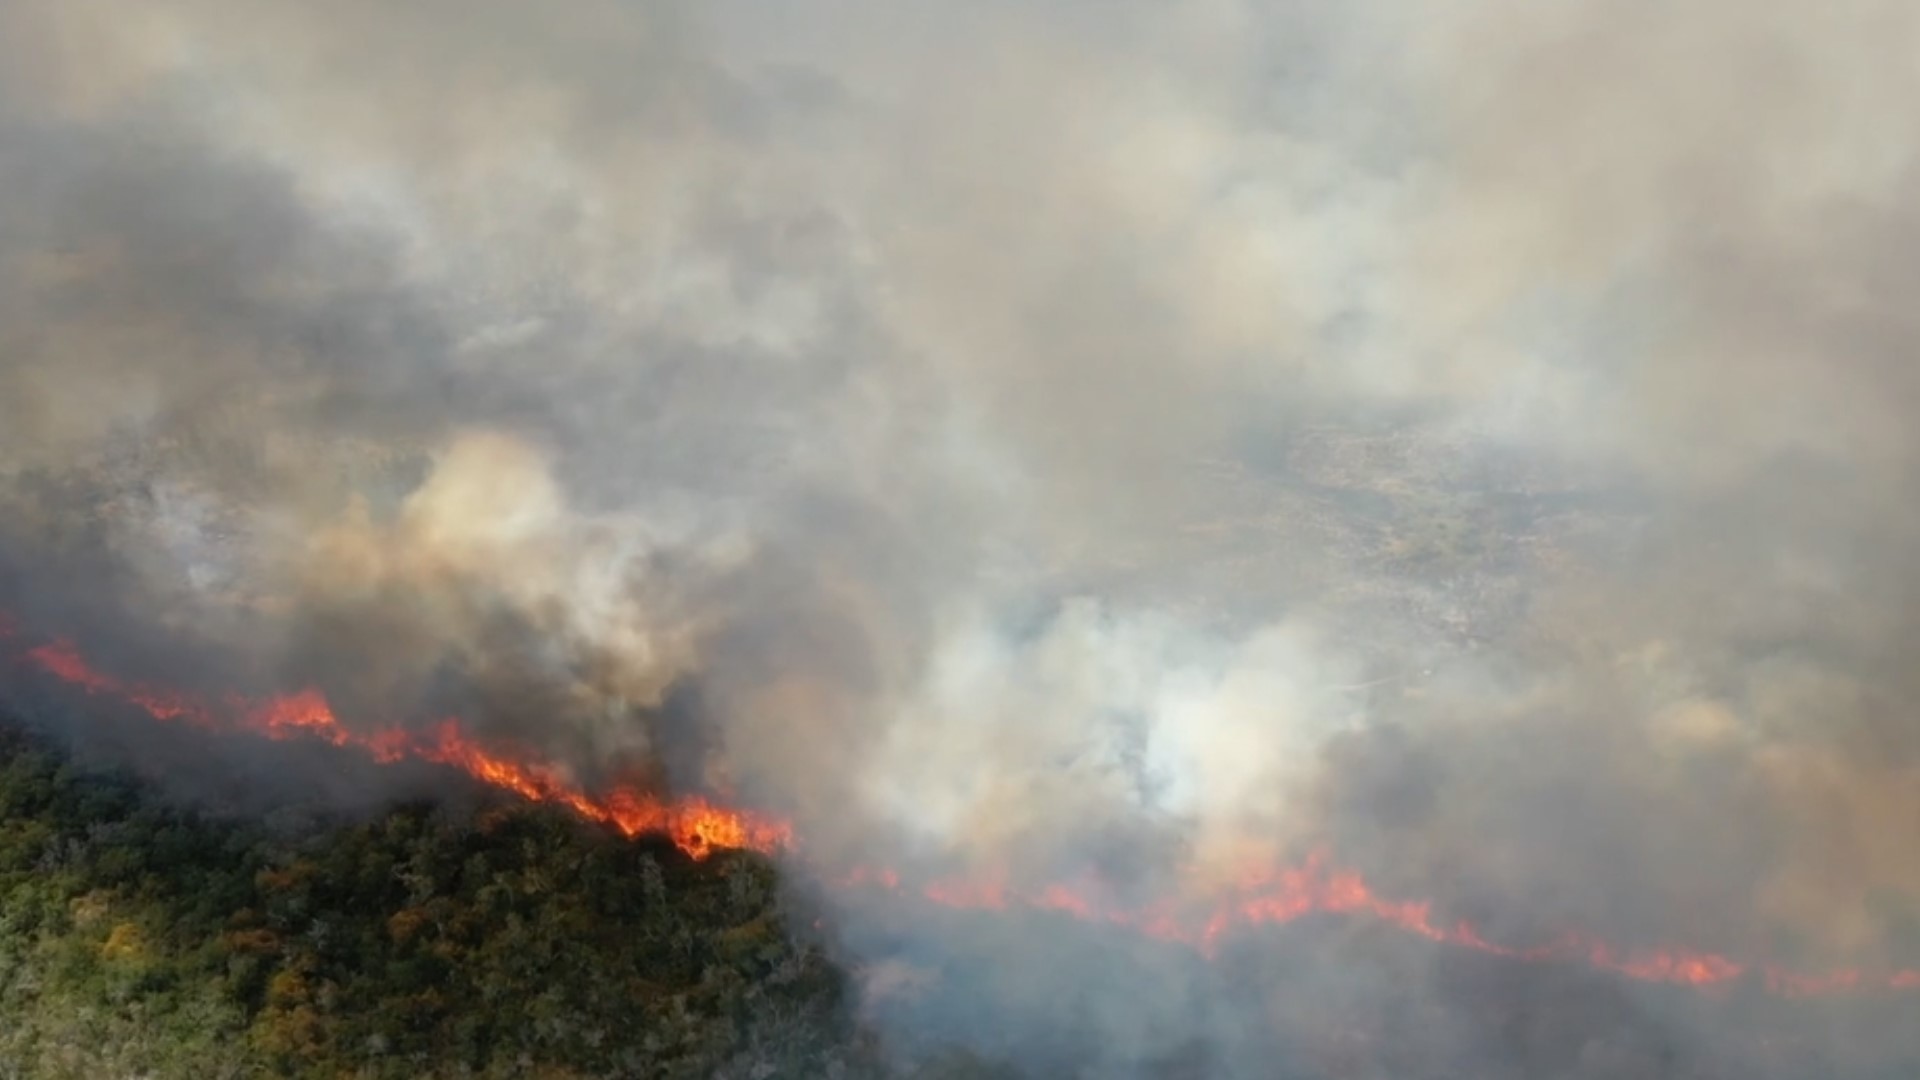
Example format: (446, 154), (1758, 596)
(3, 0), (1920, 1073)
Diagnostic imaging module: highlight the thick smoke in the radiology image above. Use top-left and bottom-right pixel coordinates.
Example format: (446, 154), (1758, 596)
(3, 0), (1919, 1073)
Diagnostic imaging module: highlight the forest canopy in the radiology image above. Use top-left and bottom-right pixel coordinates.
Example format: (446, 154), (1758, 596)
(0, 716), (1004, 1080)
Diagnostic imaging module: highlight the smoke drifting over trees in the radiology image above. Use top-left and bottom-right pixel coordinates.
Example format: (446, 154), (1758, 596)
(2, 1), (1919, 1074)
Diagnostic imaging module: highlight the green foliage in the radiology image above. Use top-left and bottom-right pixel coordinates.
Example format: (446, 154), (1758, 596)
(0, 722), (936, 1079)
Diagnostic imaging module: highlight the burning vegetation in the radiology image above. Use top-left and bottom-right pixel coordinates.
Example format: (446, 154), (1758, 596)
(4, 1), (1920, 1076)
(8, 616), (1916, 1009)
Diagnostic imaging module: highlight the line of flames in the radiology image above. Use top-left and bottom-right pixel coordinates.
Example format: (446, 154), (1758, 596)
(4, 633), (792, 858)
(2, 618), (1916, 998)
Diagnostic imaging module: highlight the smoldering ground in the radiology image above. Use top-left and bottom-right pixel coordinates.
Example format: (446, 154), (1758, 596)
(2, 0), (1920, 1074)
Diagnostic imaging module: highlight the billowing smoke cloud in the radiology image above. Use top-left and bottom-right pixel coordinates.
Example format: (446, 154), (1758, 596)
(3, 0), (1920, 1073)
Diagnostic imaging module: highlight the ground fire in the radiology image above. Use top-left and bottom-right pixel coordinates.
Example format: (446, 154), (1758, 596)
(4, 613), (1916, 1000)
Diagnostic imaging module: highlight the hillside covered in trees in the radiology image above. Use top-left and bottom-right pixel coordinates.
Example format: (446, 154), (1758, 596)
(0, 717), (1010, 1080)
(6, 706), (1920, 1080)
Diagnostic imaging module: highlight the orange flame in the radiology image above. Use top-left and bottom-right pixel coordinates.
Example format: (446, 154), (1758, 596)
(5, 622), (1918, 997)
(8, 632), (789, 860)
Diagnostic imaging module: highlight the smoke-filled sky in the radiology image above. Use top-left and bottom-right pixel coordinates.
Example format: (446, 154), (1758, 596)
(4, 1), (1920, 1074)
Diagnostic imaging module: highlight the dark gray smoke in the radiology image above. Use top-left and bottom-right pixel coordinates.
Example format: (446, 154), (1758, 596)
(3, 0), (1919, 1074)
